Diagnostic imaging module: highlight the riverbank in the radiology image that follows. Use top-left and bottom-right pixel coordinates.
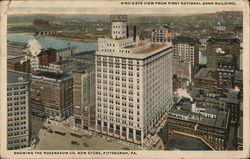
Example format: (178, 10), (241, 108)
(45, 35), (98, 43)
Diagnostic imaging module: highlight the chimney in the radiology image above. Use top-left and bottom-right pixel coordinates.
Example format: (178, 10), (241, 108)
(133, 25), (136, 42)
(126, 26), (129, 38)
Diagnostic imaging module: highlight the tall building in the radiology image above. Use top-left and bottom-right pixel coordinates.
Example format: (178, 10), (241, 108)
(217, 55), (235, 89)
(30, 70), (73, 120)
(73, 64), (96, 131)
(7, 70), (30, 150)
(172, 37), (199, 79)
(207, 37), (240, 69)
(151, 25), (172, 43)
(217, 55), (234, 88)
(95, 15), (173, 145)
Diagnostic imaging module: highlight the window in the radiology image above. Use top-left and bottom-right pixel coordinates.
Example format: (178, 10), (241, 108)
(109, 63), (113, 67)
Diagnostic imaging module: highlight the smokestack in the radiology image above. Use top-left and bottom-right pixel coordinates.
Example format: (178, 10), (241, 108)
(191, 102), (196, 112)
(133, 25), (136, 42)
(126, 26), (129, 38)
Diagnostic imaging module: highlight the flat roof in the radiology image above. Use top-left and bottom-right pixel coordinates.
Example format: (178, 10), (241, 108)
(32, 71), (71, 80)
(72, 64), (95, 73)
(194, 68), (217, 81)
(7, 70), (30, 84)
(52, 60), (75, 65)
(7, 52), (26, 59)
(221, 89), (240, 104)
(7, 56), (24, 63)
(137, 44), (167, 54)
(207, 37), (240, 44)
(170, 102), (229, 129)
(172, 37), (199, 45)
(71, 51), (95, 60)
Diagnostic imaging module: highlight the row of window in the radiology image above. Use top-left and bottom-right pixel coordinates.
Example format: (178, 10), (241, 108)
(97, 102), (140, 109)
(97, 62), (138, 70)
(97, 107), (138, 115)
(97, 91), (139, 97)
(8, 131), (27, 137)
(97, 56), (139, 64)
(8, 126), (27, 131)
(7, 91), (26, 96)
(7, 85), (26, 91)
(97, 85), (140, 91)
(97, 96), (140, 103)
(96, 115), (140, 127)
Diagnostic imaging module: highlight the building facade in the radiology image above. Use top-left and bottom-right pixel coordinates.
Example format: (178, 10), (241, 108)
(217, 55), (235, 89)
(7, 70), (30, 150)
(172, 37), (199, 79)
(30, 71), (73, 120)
(56, 46), (79, 61)
(73, 65), (96, 131)
(151, 25), (172, 43)
(207, 37), (240, 69)
(95, 15), (173, 145)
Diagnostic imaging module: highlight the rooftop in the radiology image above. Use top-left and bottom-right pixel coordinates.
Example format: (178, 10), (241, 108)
(221, 89), (240, 104)
(72, 64), (95, 74)
(137, 44), (167, 54)
(170, 98), (229, 129)
(207, 37), (240, 44)
(52, 60), (75, 65)
(194, 68), (217, 81)
(70, 51), (95, 60)
(32, 71), (71, 80)
(7, 52), (26, 59)
(7, 70), (30, 84)
(7, 56), (24, 63)
(172, 37), (199, 45)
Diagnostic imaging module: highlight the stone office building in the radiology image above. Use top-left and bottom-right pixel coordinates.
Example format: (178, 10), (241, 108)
(172, 37), (200, 79)
(151, 25), (173, 43)
(217, 55), (235, 89)
(95, 15), (173, 145)
(73, 64), (96, 131)
(30, 70), (73, 120)
(7, 70), (30, 150)
(207, 37), (240, 70)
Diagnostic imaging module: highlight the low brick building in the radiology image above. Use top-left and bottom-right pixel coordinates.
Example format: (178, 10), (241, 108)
(167, 98), (230, 150)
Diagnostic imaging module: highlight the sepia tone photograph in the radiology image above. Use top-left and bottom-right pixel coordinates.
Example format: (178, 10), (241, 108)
(0, 0), (249, 158)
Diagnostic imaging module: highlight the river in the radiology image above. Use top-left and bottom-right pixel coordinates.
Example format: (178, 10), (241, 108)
(8, 33), (98, 53)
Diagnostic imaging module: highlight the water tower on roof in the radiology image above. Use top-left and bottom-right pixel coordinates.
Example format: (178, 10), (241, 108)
(110, 15), (128, 39)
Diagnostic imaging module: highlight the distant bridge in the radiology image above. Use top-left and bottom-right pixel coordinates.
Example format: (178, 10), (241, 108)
(36, 31), (58, 36)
